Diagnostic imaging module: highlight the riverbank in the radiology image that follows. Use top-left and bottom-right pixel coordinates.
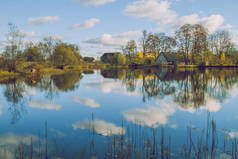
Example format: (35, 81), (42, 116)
(1, 62), (238, 77)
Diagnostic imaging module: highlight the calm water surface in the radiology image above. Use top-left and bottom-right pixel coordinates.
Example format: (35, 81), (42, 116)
(1, 68), (238, 159)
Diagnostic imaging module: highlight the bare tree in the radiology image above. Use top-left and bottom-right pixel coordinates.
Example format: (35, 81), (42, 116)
(141, 30), (148, 58)
(38, 36), (61, 60)
(209, 30), (234, 56)
(122, 40), (137, 62)
(3, 23), (25, 71)
(191, 24), (208, 63)
(159, 33), (177, 53)
(146, 33), (161, 58)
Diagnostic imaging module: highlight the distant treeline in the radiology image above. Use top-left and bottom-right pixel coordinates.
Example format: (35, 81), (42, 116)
(121, 24), (238, 66)
(1, 23), (238, 73)
(0, 23), (95, 72)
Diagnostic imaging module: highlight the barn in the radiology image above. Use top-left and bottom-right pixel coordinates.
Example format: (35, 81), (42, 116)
(155, 52), (177, 65)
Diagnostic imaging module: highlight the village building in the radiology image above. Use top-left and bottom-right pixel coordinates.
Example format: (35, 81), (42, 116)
(155, 52), (177, 65)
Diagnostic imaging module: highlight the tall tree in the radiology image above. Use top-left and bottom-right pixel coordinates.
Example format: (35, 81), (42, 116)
(38, 36), (60, 60)
(3, 23), (25, 71)
(141, 30), (148, 58)
(175, 24), (193, 64)
(146, 33), (161, 58)
(122, 40), (137, 62)
(191, 24), (208, 63)
(209, 30), (234, 56)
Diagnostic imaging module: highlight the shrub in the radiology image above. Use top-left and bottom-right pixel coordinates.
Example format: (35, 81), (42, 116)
(83, 57), (95, 63)
(101, 53), (126, 65)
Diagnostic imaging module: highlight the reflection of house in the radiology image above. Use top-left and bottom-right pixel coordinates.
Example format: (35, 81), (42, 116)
(156, 69), (187, 81)
(155, 52), (176, 65)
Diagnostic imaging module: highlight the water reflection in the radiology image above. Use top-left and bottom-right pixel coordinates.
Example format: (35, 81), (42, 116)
(1, 69), (238, 158)
(100, 68), (238, 109)
(1, 72), (83, 124)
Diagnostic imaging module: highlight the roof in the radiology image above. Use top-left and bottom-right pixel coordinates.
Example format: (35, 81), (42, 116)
(102, 52), (122, 56)
(158, 52), (176, 62)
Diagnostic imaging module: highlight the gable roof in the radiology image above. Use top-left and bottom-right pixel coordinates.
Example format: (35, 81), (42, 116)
(159, 52), (176, 62)
(102, 52), (122, 56)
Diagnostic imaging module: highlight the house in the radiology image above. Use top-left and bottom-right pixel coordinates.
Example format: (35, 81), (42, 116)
(155, 52), (177, 65)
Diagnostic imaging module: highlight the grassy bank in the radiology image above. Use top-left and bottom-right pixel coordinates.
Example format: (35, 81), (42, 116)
(1, 62), (238, 77)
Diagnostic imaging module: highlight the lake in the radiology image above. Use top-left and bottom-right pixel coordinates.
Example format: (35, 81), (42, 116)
(1, 68), (238, 159)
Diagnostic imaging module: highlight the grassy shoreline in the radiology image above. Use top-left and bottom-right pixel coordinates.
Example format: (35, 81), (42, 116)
(1, 63), (238, 77)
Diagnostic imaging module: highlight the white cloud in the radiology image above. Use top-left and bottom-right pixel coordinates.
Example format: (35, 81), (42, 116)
(75, 0), (116, 6)
(49, 35), (64, 41)
(123, 101), (176, 128)
(84, 34), (128, 47)
(124, 0), (226, 33)
(18, 30), (35, 37)
(28, 16), (60, 25)
(83, 30), (141, 48)
(72, 119), (124, 136)
(124, 0), (177, 24)
(115, 31), (142, 38)
(70, 18), (100, 30)
(71, 96), (100, 108)
(29, 100), (61, 110)
(173, 14), (225, 33)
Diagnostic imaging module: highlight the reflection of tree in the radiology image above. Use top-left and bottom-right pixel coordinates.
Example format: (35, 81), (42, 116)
(122, 70), (140, 92)
(37, 76), (58, 99)
(119, 68), (238, 109)
(51, 72), (83, 92)
(101, 69), (126, 79)
(4, 80), (27, 124)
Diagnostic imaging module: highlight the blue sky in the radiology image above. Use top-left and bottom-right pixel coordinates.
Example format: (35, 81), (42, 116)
(0, 0), (238, 57)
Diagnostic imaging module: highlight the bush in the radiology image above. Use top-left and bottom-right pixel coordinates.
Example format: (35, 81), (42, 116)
(83, 57), (95, 63)
(101, 53), (126, 65)
(24, 46), (43, 62)
(51, 43), (81, 66)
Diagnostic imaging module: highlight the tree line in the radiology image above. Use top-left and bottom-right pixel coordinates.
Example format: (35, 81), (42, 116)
(1, 23), (95, 72)
(122, 24), (237, 65)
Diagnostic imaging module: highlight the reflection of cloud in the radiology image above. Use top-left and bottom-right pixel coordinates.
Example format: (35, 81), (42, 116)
(29, 100), (61, 110)
(50, 128), (65, 138)
(0, 133), (38, 146)
(23, 87), (37, 96)
(86, 79), (141, 96)
(123, 101), (176, 128)
(228, 130), (238, 139)
(179, 95), (222, 113)
(0, 104), (3, 115)
(71, 96), (100, 108)
(0, 133), (38, 159)
(200, 97), (221, 112)
(72, 119), (124, 136)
